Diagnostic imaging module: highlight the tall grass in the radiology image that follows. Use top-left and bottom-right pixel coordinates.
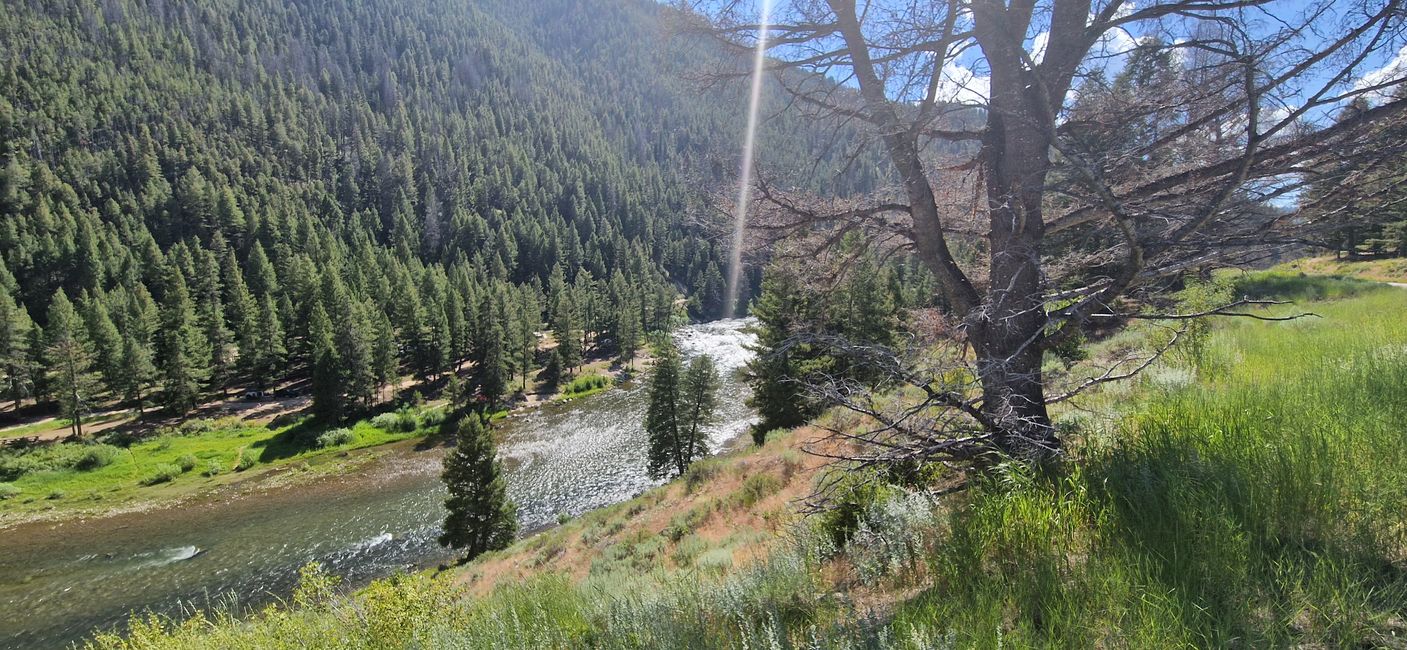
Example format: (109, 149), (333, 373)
(891, 284), (1407, 647)
(85, 277), (1407, 649)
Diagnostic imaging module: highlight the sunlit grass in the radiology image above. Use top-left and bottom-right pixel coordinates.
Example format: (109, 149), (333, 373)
(0, 407), (442, 516)
(81, 274), (1407, 649)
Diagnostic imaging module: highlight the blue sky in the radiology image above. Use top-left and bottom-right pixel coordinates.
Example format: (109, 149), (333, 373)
(698, 0), (1406, 123)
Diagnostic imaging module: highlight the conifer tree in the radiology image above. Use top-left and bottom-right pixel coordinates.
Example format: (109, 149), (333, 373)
(158, 268), (210, 414)
(443, 372), (466, 410)
(245, 242), (279, 298)
(26, 323), (47, 406)
(250, 293), (286, 389)
(438, 413), (517, 561)
(45, 290), (101, 438)
(515, 288), (539, 392)
(616, 294), (640, 370)
(552, 292), (581, 374)
(645, 343), (685, 478)
(0, 287), (34, 409)
(744, 267), (815, 437)
(369, 306), (399, 400)
(323, 275), (376, 408)
(81, 293), (123, 394)
(193, 248), (232, 393)
(415, 273), (451, 380)
(118, 335), (158, 417)
(308, 301), (342, 421)
(679, 356), (720, 459)
(220, 240), (258, 379)
(480, 310), (509, 409)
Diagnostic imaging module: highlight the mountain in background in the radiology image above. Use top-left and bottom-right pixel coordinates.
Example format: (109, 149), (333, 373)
(0, 0), (884, 414)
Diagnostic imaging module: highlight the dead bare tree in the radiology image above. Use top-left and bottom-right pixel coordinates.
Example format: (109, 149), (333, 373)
(685, 0), (1407, 464)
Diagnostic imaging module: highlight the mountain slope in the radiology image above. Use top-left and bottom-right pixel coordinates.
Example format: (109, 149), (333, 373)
(0, 0), (881, 414)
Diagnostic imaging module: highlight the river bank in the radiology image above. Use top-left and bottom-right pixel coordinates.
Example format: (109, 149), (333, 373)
(0, 319), (758, 650)
(0, 337), (657, 530)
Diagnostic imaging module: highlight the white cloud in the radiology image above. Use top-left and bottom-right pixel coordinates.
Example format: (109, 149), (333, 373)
(1355, 42), (1407, 104)
(936, 63), (990, 105)
(1030, 31), (1050, 66)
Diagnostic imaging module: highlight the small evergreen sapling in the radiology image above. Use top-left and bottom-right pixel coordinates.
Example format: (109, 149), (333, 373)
(439, 412), (518, 561)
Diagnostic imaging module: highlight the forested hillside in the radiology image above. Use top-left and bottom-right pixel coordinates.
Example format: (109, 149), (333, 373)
(0, 0), (881, 422)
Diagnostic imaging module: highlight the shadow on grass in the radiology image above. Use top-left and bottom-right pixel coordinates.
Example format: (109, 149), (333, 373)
(251, 419), (324, 462)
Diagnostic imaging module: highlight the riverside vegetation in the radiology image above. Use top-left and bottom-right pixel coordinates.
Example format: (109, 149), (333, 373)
(0, 404), (447, 523)
(81, 272), (1407, 648)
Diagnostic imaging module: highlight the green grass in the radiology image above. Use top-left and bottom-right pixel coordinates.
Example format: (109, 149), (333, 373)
(0, 407), (442, 517)
(558, 373), (612, 400)
(80, 274), (1407, 649)
(1274, 255), (1407, 284)
(890, 281), (1407, 647)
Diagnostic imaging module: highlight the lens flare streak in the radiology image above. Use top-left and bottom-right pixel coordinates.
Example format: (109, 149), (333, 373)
(724, 0), (772, 319)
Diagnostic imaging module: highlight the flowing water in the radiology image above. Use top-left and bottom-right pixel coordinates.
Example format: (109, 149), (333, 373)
(0, 319), (757, 650)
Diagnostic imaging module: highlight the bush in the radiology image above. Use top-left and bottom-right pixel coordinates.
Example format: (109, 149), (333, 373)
(141, 463), (183, 486)
(0, 482), (19, 499)
(848, 490), (938, 586)
(0, 442), (124, 480)
(751, 426), (786, 446)
(682, 459), (721, 494)
(75, 444), (120, 471)
(177, 418), (218, 436)
(416, 407), (445, 430)
(562, 374), (610, 397)
(202, 460), (223, 477)
(369, 412), (401, 431)
(316, 428), (356, 448)
(814, 471), (894, 551)
(371, 408), (421, 433)
(176, 454), (198, 472)
(731, 472), (782, 509)
(235, 448), (259, 471)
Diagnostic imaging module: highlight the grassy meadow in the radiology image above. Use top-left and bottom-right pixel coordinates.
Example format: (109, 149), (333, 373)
(0, 405), (446, 522)
(1274, 255), (1407, 284)
(84, 273), (1407, 649)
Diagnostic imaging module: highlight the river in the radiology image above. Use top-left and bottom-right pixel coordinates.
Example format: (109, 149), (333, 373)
(0, 319), (757, 649)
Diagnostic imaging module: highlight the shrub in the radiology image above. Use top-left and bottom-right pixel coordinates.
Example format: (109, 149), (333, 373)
(316, 428), (356, 448)
(416, 407), (446, 429)
(176, 454), (198, 472)
(682, 459), (721, 494)
(731, 472), (783, 509)
(814, 471), (894, 551)
(75, 444), (120, 471)
(372, 407), (422, 433)
(369, 412), (401, 431)
(562, 374), (610, 397)
(663, 503), (712, 542)
(202, 460), (223, 477)
(848, 490), (938, 586)
(0, 442), (124, 480)
(0, 482), (19, 499)
(751, 426), (786, 446)
(235, 448), (259, 471)
(141, 463), (183, 486)
(177, 419), (218, 436)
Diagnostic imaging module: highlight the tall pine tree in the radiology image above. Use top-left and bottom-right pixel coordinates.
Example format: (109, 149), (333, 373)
(45, 290), (101, 437)
(0, 285), (34, 409)
(158, 267), (210, 414)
